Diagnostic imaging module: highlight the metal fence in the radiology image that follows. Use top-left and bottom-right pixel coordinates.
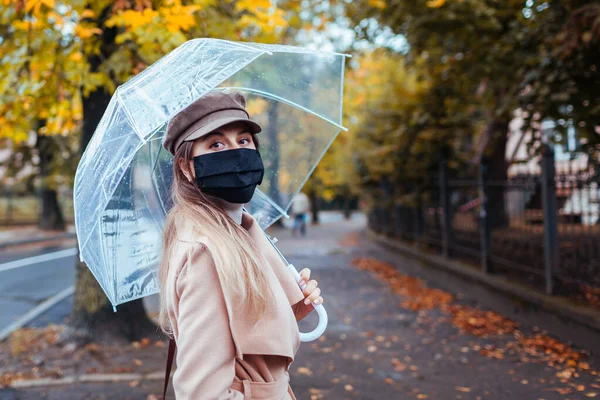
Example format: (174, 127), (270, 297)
(369, 147), (600, 306)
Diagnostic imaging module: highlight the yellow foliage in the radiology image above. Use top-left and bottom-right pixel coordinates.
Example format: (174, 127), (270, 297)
(0, 0), (304, 150)
(368, 0), (387, 9)
(160, 4), (202, 33)
(426, 0), (446, 8)
(69, 52), (83, 62)
(245, 98), (268, 116)
(80, 9), (95, 19)
(106, 9), (159, 30)
(236, 0), (272, 12)
(25, 0), (55, 14)
(74, 24), (102, 39)
(238, 8), (289, 35)
(12, 19), (41, 30)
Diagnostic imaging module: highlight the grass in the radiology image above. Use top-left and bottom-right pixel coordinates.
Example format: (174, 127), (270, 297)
(0, 195), (74, 225)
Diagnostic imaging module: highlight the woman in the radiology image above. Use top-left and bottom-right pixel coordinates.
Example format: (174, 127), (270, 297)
(158, 90), (324, 399)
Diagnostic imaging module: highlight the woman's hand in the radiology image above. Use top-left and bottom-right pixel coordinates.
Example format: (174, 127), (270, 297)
(298, 268), (323, 305)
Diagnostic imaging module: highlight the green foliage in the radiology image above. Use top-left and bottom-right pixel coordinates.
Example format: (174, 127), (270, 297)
(336, 0), (599, 210)
(520, 1), (600, 155)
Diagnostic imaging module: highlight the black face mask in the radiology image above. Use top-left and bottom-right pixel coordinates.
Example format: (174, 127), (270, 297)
(193, 148), (264, 204)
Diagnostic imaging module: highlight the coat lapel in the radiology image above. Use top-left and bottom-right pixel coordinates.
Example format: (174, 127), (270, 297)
(242, 212), (305, 307)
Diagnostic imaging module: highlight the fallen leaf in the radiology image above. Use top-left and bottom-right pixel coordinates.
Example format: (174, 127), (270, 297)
(455, 386), (471, 393)
(84, 343), (100, 354)
(344, 384), (354, 391)
(385, 378), (393, 384)
(548, 387), (571, 395)
(133, 358), (143, 366)
(297, 367), (313, 376)
(585, 393), (598, 398)
(392, 359), (406, 372)
(556, 370), (573, 380)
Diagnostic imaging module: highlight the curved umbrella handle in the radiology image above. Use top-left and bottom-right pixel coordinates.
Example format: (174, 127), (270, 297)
(287, 263), (328, 342)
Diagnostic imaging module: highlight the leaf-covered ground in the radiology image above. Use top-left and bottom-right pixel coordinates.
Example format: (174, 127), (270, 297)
(2, 216), (599, 399)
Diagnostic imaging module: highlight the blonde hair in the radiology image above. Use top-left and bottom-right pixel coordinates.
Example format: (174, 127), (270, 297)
(157, 137), (272, 335)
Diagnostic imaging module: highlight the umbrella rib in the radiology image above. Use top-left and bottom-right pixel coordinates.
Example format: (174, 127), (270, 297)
(339, 57), (346, 133)
(214, 87), (348, 132)
(116, 90), (147, 143)
(255, 189), (290, 219)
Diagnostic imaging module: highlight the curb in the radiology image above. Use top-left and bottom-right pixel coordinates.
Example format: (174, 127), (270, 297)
(9, 371), (165, 388)
(0, 233), (77, 250)
(366, 229), (600, 335)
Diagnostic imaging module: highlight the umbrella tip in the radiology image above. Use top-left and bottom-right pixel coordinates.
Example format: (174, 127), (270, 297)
(113, 305), (117, 313)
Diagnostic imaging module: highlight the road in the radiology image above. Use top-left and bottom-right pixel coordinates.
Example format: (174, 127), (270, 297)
(0, 244), (77, 338)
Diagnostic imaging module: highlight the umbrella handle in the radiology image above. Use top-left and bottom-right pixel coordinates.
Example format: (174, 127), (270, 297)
(287, 263), (328, 342)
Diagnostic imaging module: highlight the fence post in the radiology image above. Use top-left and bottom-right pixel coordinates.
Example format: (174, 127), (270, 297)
(440, 159), (452, 257)
(478, 158), (492, 273)
(415, 187), (423, 247)
(541, 145), (559, 295)
(381, 177), (394, 236)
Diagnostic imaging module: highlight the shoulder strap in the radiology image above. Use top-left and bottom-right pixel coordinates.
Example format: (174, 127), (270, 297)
(163, 338), (177, 400)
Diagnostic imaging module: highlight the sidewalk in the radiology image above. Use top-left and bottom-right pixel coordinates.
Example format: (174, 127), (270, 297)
(0, 224), (76, 249)
(2, 214), (600, 399)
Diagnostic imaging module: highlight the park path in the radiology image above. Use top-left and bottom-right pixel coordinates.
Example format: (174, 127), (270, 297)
(4, 213), (600, 399)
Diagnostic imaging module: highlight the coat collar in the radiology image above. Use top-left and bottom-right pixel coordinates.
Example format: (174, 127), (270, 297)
(175, 210), (304, 362)
(241, 212), (305, 307)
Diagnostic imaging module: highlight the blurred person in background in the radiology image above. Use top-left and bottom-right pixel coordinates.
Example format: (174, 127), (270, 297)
(291, 191), (309, 237)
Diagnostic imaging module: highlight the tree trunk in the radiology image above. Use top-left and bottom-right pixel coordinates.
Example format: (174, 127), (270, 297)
(485, 119), (510, 229)
(266, 102), (281, 202)
(36, 133), (65, 231)
(68, 8), (156, 344)
(343, 196), (352, 220)
(309, 189), (320, 224)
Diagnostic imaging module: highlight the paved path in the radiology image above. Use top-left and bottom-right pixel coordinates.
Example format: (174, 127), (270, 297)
(4, 213), (600, 399)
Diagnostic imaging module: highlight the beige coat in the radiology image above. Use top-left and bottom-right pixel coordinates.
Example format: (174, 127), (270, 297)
(165, 212), (313, 399)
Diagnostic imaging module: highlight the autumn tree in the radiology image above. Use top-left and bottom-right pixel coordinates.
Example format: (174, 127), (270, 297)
(0, 1), (83, 230)
(342, 0), (555, 227)
(520, 1), (600, 158)
(1, 0), (310, 342)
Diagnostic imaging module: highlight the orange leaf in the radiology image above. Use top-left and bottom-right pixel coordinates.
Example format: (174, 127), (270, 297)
(297, 367), (313, 376)
(455, 386), (471, 393)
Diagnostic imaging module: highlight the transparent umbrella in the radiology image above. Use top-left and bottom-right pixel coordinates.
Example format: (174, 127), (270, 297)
(74, 38), (348, 341)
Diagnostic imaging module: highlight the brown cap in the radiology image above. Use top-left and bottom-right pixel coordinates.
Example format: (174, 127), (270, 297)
(162, 91), (262, 155)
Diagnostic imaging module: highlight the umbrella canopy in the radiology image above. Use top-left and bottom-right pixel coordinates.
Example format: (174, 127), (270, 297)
(74, 38), (347, 308)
